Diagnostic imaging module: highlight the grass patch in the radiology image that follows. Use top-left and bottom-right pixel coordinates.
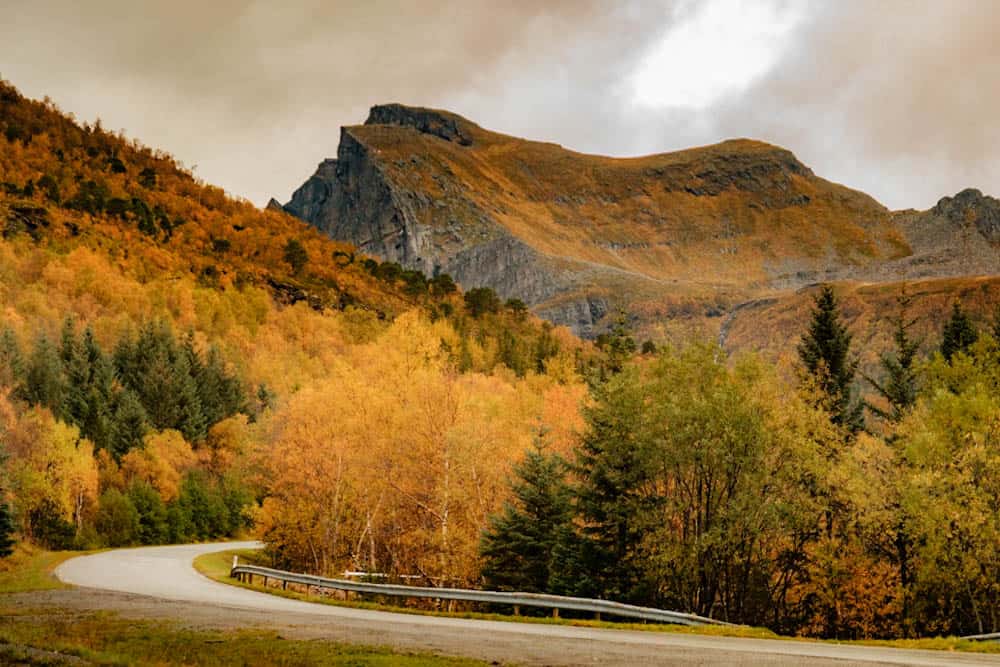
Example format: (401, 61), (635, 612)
(198, 550), (1000, 654)
(0, 544), (87, 593)
(0, 602), (486, 666)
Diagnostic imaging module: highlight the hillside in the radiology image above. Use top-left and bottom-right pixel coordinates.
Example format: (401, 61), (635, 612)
(0, 83), (587, 378)
(0, 80), (589, 574)
(282, 104), (1000, 343)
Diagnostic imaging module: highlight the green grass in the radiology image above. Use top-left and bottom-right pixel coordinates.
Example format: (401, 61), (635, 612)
(0, 544), (85, 593)
(198, 549), (1000, 655)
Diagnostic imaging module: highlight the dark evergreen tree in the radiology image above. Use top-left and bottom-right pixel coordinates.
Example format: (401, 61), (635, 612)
(940, 301), (978, 361)
(191, 343), (245, 428)
(80, 330), (116, 452)
(0, 448), (14, 558)
(505, 298), (528, 320)
(95, 489), (139, 547)
(797, 286), (863, 433)
(480, 433), (573, 592)
(128, 481), (169, 544)
(0, 500), (15, 558)
(60, 319), (91, 428)
(497, 328), (527, 376)
(865, 292), (920, 422)
(283, 238), (308, 275)
(532, 322), (560, 373)
(464, 287), (502, 317)
(27, 498), (75, 549)
(0, 326), (23, 387)
(109, 389), (148, 459)
(569, 369), (653, 601)
(429, 273), (457, 297)
(594, 310), (636, 379)
(19, 333), (66, 417)
(177, 472), (231, 539)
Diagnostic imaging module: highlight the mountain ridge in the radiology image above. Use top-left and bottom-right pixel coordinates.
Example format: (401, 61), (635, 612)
(283, 103), (999, 343)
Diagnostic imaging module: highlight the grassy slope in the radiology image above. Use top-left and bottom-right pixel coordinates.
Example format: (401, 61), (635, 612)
(347, 107), (1000, 356)
(353, 115), (894, 287)
(0, 547), (486, 666)
(0, 544), (80, 593)
(196, 549), (999, 654)
(724, 275), (1000, 377)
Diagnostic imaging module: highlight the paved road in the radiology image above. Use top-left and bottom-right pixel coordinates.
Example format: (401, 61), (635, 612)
(56, 542), (1000, 666)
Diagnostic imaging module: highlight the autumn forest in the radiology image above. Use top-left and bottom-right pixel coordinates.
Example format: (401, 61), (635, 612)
(1, 79), (998, 641)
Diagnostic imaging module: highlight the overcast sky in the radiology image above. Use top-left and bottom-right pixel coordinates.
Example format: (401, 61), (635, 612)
(2, 0), (998, 210)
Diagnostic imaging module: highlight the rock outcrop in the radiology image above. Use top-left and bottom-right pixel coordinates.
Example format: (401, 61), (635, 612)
(281, 104), (999, 338)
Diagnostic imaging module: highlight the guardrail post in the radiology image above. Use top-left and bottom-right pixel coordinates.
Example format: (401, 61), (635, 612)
(513, 605), (520, 616)
(552, 608), (559, 619)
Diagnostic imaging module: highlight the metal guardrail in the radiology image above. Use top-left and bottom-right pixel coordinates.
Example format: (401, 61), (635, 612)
(962, 632), (1000, 642)
(230, 560), (731, 626)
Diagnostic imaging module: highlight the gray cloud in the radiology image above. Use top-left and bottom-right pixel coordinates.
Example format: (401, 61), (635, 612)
(1, 1), (997, 210)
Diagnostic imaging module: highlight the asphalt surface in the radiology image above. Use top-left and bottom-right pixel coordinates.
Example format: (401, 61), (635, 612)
(55, 542), (1000, 666)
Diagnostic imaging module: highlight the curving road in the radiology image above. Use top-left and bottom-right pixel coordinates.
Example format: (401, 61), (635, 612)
(56, 542), (1000, 666)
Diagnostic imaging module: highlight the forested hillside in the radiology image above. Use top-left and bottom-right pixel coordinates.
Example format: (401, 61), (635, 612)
(0, 79), (588, 562)
(1, 81), (998, 642)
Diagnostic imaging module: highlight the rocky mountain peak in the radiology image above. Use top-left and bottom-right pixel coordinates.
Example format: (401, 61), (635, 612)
(933, 188), (1000, 242)
(365, 103), (475, 146)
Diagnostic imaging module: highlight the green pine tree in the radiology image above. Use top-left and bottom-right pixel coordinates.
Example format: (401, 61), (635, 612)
(128, 481), (169, 545)
(604, 310), (636, 375)
(192, 344), (246, 426)
(0, 500), (15, 558)
(797, 286), (864, 433)
(60, 319), (92, 428)
(0, 448), (14, 558)
(865, 291), (920, 422)
(497, 328), (527, 376)
(283, 238), (309, 275)
(480, 432), (573, 593)
(569, 368), (653, 601)
(19, 333), (67, 417)
(940, 301), (978, 361)
(0, 326), (23, 388)
(109, 389), (148, 459)
(81, 331), (117, 452)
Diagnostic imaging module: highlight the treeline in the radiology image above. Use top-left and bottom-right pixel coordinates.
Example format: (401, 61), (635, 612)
(3, 320), (249, 457)
(0, 320), (256, 551)
(358, 258), (569, 378)
(482, 288), (1000, 639)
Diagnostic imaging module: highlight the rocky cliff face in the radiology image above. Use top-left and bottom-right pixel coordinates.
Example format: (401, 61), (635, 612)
(282, 104), (999, 338)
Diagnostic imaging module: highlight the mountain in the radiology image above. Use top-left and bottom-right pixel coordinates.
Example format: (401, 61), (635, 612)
(282, 104), (1000, 344)
(0, 81), (585, 383)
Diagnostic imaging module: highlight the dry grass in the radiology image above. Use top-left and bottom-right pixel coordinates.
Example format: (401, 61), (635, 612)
(0, 543), (85, 593)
